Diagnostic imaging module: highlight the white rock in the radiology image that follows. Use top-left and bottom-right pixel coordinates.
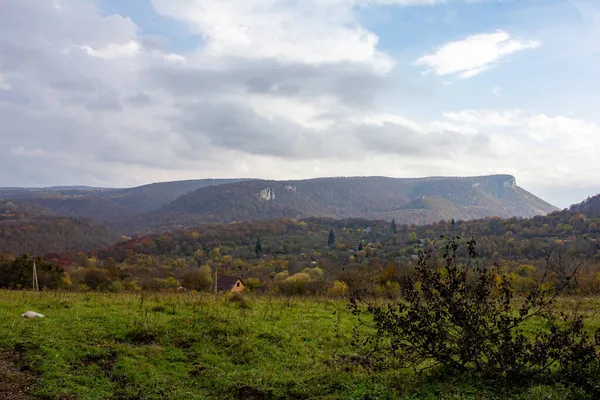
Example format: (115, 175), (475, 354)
(21, 311), (45, 318)
(258, 188), (275, 201)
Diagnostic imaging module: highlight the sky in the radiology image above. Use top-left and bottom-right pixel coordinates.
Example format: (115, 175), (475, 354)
(0, 0), (599, 208)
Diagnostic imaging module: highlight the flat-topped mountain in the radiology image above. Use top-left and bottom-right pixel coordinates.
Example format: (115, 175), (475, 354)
(0, 175), (558, 234)
(127, 175), (557, 233)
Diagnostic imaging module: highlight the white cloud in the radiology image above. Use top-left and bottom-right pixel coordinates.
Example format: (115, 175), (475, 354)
(416, 30), (541, 78)
(492, 86), (502, 97)
(433, 110), (600, 189)
(150, 0), (455, 73)
(79, 40), (142, 59)
(151, 0), (393, 72)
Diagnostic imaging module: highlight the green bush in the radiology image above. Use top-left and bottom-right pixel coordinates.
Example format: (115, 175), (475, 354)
(351, 237), (600, 393)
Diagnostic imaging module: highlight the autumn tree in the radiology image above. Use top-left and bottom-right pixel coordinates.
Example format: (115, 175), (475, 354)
(181, 265), (212, 290)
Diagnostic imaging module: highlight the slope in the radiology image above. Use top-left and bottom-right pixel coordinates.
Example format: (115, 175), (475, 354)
(569, 194), (600, 216)
(0, 200), (122, 255)
(124, 175), (557, 233)
(105, 178), (244, 213)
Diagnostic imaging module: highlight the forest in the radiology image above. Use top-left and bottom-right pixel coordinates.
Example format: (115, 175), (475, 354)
(2, 205), (599, 295)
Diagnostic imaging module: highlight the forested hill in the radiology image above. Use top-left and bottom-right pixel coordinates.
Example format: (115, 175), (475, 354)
(0, 178), (244, 219)
(126, 175), (557, 233)
(1, 175), (557, 235)
(0, 200), (123, 255)
(21, 206), (595, 295)
(570, 194), (600, 216)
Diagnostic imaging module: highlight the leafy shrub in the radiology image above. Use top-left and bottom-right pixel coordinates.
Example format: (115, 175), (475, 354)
(227, 292), (250, 309)
(108, 280), (122, 293)
(274, 271), (289, 281)
(276, 272), (326, 295)
(82, 267), (111, 291)
(328, 280), (349, 297)
(122, 280), (141, 292)
(243, 277), (262, 291)
(350, 237), (600, 392)
(180, 265), (212, 291)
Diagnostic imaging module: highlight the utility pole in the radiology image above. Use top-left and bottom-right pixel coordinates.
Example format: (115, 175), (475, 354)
(32, 259), (39, 292)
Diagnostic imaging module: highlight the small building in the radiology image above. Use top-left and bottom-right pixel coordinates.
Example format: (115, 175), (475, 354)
(217, 275), (245, 293)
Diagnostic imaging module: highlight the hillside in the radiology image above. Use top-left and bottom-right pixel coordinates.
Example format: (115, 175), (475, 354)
(0, 200), (122, 255)
(570, 194), (600, 216)
(32, 205), (598, 296)
(125, 175), (558, 233)
(105, 179), (244, 213)
(20, 196), (130, 223)
(0, 179), (244, 222)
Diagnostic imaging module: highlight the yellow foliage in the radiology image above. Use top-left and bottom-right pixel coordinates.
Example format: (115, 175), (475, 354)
(186, 232), (200, 240)
(209, 247), (222, 262)
(154, 276), (178, 290)
(285, 273), (311, 283)
(297, 221), (308, 229)
(328, 280), (349, 297)
(222, 255), (233, 266)
(275, 271), (289, 281)
(123, 280), (141, 292)
(59, 273), (72, 290)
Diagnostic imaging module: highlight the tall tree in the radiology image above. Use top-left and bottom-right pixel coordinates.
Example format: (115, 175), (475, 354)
(255, 237), (263, 258)
(328, 229), (336, 248)
(391, 218), (397, 234)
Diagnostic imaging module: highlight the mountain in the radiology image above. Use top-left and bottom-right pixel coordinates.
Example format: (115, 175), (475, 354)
(0, 200), (122, 255)
(123, 175), (557, 233)
(104, 179), (244, 213)
(569, 194), (600, 216)
(1, 175), (558, 235)
(19, 196), (130, 223)
(0, 179), (245, 221)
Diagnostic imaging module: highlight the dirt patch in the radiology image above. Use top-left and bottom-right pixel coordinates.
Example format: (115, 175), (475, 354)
(235, 385), (273, 400)
(80, 351), (117, 373)
(0, 356), (36, 399)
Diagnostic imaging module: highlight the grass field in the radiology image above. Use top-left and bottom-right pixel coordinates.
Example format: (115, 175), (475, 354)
(0, 291), (597, 399)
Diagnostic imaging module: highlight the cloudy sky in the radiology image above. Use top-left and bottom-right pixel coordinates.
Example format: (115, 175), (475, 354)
(0, 0), (598, 207)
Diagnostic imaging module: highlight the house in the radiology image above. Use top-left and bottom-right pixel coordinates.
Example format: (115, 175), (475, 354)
(216, 275), (245, 292)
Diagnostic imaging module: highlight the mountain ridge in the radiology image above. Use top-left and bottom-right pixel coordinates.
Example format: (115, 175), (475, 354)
(0, 175), (559, 235)
(121, 174), (557, 233)
(569, 193), (600, 216)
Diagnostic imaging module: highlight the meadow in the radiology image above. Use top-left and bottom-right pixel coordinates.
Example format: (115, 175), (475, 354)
(0, 291), (597, 399)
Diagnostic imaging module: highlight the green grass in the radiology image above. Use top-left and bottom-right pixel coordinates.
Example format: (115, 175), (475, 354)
(0, 291), (596, 399)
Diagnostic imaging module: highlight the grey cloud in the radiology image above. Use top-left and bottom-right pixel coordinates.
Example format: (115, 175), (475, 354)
(125, 93), (154, 106)
(176, 101), (316, 158)
(171, 99), (486, 161)
(50, 78), (123, 112)
(148, 58), (387, 107)
(356, 123), (492, 157)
